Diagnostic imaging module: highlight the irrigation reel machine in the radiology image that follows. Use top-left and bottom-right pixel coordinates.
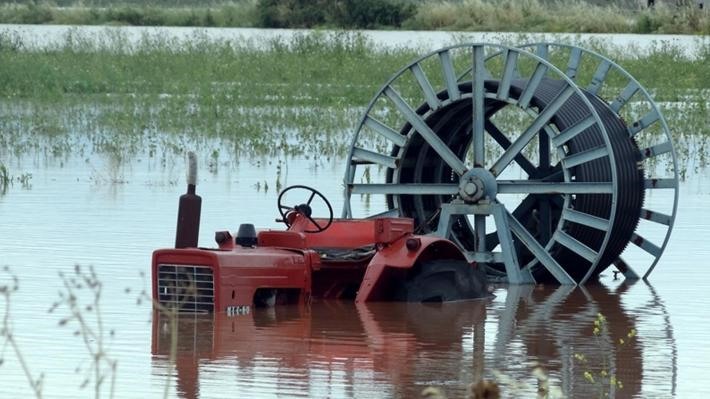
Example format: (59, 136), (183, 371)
(343, 42), (678, 286)
(153, 42), (679, 312)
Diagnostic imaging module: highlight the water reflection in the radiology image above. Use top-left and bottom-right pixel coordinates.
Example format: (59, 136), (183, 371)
(151, 282), (675, 398)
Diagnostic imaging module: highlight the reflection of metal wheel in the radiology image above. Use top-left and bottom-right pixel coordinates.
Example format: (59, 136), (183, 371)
(489, 282), (677, 397)
(343, 43), (677, 284)
(395, 259), (488, 302)
(278, 185), (334, 233)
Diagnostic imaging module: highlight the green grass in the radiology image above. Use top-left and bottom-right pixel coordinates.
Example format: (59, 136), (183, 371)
(1, 30), (709, 172)
(0, 0), (708, 34)
(0, 1), (258, 27)
(405, 0), (710, 34)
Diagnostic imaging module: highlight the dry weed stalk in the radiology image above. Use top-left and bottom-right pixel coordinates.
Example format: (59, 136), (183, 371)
(49, 264), (117, 398)
(0, 266), (44, 398)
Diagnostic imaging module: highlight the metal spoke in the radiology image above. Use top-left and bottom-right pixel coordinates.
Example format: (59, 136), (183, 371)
(497, 181), (613, 194)
(473, 45), (486, 167)
(587, 60), (611, 95)
(562, 208), (610, 231)
(628, 110), (660, 136)
(565, 47), (582, 79)
(306, 191), (316, 205)
(485, 120), (537, 176)
(538, 196), (553, 245)
(535, 43), (549, 60)
(306, 215), (323, 231)
(384, 86), (468, 175)
(485, 195), (539, 251)
(507, 209), (576, 285)
(554, 230), (599, 263)
(491, 204), (534, 284)
(475, 215), (486, 253)
(631, 233), (662, 257)
(641, 208), (672, 226)
(539, 129), (551, 170)
(644, 178), (676, 189)
(551, 116), (596, 147)
(497, 50), (518, 100)
(410, 63), (441, 111)
(518, 62), (548, 109)
(439, 50), (461, 101)
(349, 183), (458, 195)
(490, 85), (575, 176)
(351, 147), (398, 169)
(640, 141), (673, 160)
(614, 258), (640, 280)
(541, 165), (564, 182)
(561, 146), (608, 169)
(609, 81), (640, 112)
(364, 116), (407, 147)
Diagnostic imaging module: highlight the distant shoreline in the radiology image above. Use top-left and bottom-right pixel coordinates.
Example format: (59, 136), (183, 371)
(0, 0), (708, 35)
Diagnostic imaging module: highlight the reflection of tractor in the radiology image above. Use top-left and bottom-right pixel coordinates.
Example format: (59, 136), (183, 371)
(152, 42), (680, 312)
(151, 283), (676, 398)
(151, 301), (488, 399)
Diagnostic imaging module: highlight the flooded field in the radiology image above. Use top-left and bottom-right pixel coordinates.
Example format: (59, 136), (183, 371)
(1, 140), (708, 398)
(1, 27), (710, 398)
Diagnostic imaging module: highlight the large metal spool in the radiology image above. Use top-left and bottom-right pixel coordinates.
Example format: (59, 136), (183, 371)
(343, 43), (679, 285)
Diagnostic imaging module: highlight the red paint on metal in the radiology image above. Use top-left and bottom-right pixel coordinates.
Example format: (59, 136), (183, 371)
(355, 237), (466, 303)
(153, 211), (469, 310)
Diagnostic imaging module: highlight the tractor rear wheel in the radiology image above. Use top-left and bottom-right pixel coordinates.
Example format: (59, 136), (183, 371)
(397, 259), (488, 302)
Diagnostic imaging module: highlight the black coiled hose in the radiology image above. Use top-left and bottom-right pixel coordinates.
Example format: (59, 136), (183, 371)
(387, 78), (644, 282)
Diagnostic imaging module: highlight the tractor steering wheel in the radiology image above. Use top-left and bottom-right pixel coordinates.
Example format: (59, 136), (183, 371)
(277, 185), (334, 233)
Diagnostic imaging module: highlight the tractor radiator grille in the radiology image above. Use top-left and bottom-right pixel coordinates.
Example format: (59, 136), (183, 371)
(157, 264), (214, 313)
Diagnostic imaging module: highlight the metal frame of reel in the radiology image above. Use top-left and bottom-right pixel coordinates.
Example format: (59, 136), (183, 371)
(343, 42), (678, 285)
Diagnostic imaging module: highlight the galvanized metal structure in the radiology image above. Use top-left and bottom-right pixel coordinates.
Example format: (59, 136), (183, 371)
(343, 43), (678, 285)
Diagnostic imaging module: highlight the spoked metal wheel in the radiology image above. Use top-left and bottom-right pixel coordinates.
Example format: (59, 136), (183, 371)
(343, 43), (677, 285)
(514, 43), (679, 281)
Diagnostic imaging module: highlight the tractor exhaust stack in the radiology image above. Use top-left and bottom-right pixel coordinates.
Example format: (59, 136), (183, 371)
(175, 151), (201, 248)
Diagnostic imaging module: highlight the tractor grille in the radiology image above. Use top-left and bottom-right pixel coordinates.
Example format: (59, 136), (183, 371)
(157, 264), (214, 313)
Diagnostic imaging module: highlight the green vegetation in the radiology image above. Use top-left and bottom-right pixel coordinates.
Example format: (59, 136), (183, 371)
(0, 1), (257, 27)
(255, 0), (415, 29)
(0, 162), (9, 194)
(1, 30), (708, 174)
(0, 0), (708, 34)
(406, 0), (710, 34)
(0, 30), (418, 162)
(0, 161), (32, 195)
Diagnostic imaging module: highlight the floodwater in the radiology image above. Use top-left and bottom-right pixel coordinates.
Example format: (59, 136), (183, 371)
(0, 145), (708, 398)
(1, 26), (710, 399)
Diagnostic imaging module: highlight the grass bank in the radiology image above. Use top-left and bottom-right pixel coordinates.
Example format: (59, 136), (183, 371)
(0, 0), (709, 34)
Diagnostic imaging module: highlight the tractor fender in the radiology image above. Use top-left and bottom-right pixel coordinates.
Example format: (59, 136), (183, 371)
(355, 235), (466, 303)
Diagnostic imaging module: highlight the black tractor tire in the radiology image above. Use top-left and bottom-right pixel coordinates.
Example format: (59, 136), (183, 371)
(396, 259), (489, 303)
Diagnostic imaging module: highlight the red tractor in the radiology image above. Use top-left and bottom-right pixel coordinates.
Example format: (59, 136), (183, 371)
(152, 160), (488, 313)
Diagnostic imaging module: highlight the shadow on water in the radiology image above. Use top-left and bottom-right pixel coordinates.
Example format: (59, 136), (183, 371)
(151, 281), (675, 398)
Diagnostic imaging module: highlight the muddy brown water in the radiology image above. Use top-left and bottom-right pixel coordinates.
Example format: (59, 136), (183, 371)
(0, 148), (708, 398)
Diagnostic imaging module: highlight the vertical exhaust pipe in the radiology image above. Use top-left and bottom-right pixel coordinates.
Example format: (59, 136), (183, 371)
(175, 152), (201, 248)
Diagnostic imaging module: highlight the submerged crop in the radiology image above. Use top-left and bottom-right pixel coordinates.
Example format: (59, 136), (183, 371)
(0, 29), (708, 176)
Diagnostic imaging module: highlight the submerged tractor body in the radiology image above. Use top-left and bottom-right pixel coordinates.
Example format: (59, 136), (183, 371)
(152, 183), (488, 313)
